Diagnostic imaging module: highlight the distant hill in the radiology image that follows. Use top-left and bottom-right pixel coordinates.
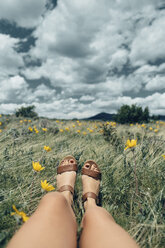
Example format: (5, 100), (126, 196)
(86, 112), (115, 121)
(85, 112), (165, 122)
(159, 115), (165, 121)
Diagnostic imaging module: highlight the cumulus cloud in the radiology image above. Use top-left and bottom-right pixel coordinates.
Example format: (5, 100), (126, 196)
(0, 34), (23, 80)
(130, 13), (165, 66)
(0, 0), (165, 118)
(0, 0), (47, 28)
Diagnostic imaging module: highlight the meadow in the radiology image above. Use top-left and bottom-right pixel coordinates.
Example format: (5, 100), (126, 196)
(0, 115), (165, 247)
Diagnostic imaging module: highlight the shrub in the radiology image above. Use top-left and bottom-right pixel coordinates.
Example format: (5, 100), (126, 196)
(115, 104), (150, 124)
(15, 106), (38, 118)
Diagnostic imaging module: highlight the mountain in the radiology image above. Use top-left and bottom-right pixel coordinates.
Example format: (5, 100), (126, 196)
(86, 112), (115, 121)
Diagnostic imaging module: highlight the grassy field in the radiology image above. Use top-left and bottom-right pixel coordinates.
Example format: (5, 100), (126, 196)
(0, 115), (165, 247)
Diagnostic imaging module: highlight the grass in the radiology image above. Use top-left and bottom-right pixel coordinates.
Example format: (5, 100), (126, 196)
(0, 116), (165, 247)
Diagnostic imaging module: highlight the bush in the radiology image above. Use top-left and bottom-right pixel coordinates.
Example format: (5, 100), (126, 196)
(15, 106), (38, 118)
(115, 104), (150, 124)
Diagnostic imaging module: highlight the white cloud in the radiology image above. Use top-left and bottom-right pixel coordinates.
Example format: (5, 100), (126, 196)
(1, 0), (165, 118)
(0, 76), (28, 103)
(130, 13), (165, 66)
(0, 0), (47, 28)
(0, 34), (23, 80)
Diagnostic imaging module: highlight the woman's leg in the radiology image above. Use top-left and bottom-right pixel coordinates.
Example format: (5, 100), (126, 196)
(7, 157), (78, 248)
(79, 199), (139, 248)
(79, 161), (139, 248)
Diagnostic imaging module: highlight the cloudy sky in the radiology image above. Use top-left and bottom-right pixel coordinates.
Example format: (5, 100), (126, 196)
(0, 0), (165, 119)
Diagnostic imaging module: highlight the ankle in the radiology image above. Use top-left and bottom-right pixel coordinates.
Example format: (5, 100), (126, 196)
(61, 191), (73, 205)
(84, 198), (96, 210)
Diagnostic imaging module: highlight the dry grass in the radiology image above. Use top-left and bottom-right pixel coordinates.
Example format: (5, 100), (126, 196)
(0, 116), (165, 247)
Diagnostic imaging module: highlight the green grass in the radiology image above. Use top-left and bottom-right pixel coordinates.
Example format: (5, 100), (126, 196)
(0, 116), (165, 247)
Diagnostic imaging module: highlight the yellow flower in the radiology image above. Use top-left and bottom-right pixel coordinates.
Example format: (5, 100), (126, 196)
(20, 120), (23, 124)
(11, 205), (29, 222)
(32, 161), (45, 172)
(156, 121), (159, 124)
(0, 129), (2, 133)
(162, 155), (165, 159)
(89, 129), (94, 133)
(130, 124), (134, 127)
(0, 122), (2, 125)
(125, 139), (137, 150)
(141, 124), (146, 128)
(65, 127), (69, 131)
(56, 120), (60, 123)
(76, 130), (81, 133)
(72, 124), (75, 128)
(60, 129), (64, 132)
(42, 128), (47, 132)
(149, 127), (153, 131)
(83, 131), (87, 135)
(0, 114), (2, 117)
(24, 119), (27, 122)
(41, 180), (55, 192)
(44, 146), (51, 152)
(154, 129), (158, 133)
(35, 129), (39, 134)
(28, 127), (33, 132)
(28, 120), (31, 123)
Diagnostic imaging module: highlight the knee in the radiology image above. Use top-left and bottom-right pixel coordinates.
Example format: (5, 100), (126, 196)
(83, 206), (114, 226)
(39, 192), (68, 212)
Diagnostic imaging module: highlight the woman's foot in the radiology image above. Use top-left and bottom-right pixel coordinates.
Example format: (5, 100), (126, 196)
(82, 160), (101, 210)
(57, 156), (77, 205)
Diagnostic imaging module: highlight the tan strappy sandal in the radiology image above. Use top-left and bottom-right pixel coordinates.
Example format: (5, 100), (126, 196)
(57, 155), (78, 195)
(81, 160), (101, 204)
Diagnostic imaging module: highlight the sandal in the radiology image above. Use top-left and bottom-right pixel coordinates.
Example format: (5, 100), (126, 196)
(57, 155), (78, 195)
(81, 160), (101, 204)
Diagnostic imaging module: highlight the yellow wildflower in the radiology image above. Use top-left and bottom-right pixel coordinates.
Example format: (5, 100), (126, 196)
(20, 120), (23, 124)
(141, 124), (146, 128)
(28, 120), (31, 123)
(0, 122), (2, 125)
(11, 205), (29, 222)
(78, 123), (82, 126)
(77, 120), (80, 123)
(44, 146), (51, 152)
(24, 119), (27, 122)
(60, 129), (64, 132)
(156, 121), (159, 124)
(130, 124), (134, 127)
(32, 161), (45, 172)
(28, 127), (33, 132)
(162, 155), (165, 159)
(72, 124), (75, 128)
(0, 114), (1, 117)
(125, 139), (137, 150)
(154, 129), (158, 133)
(35, 129), (39, 134)
(76, 130), (81, 133)
(65, 127), (69, 131)
(149, 127), (153, 131)
(0, 129), (2, 133)
(41, 180), (55, 192)
(89, 129), (94, 133)
(56, 120), (60, 123)
(83, 131), (87, 135)
(42, 128), (47, 132)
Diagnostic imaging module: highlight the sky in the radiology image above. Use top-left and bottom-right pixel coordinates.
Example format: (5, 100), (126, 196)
(0, 0), (165, 119)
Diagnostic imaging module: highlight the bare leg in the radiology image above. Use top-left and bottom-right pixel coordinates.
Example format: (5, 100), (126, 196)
(79, 162), (139, 248)
(7, 157), (77, 248)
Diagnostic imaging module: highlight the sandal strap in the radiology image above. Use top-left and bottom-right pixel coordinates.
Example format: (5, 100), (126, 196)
(82, 192), (97, 203)
(82, 168), (101, 180)
(58, 185), (74, 195)
(57, 164), (77, 174)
